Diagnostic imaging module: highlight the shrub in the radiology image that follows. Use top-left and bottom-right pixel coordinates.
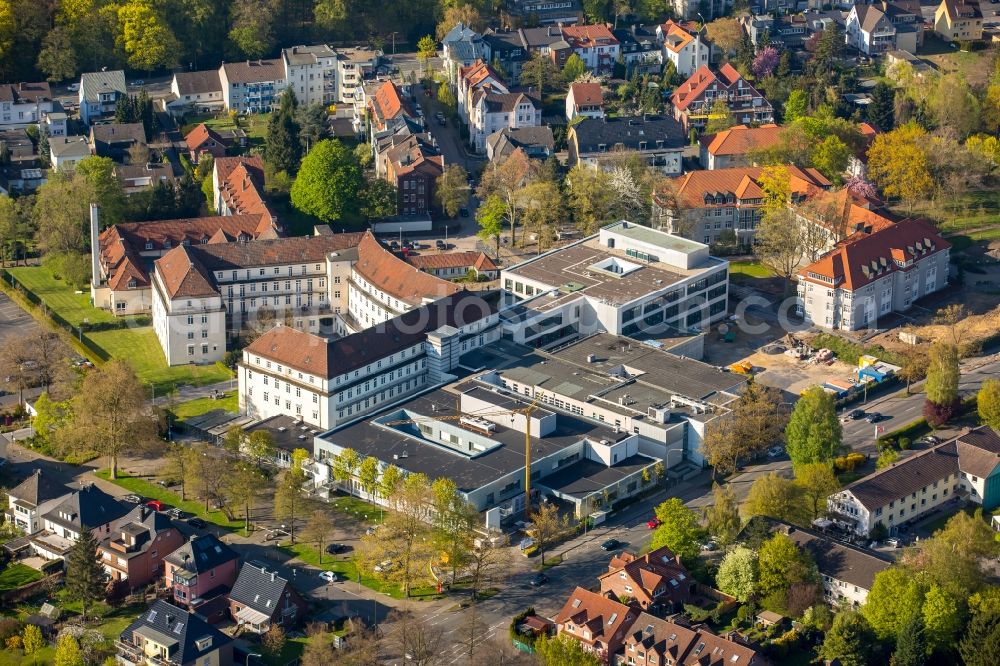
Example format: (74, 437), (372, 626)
(834, 452), (867, 472)
(923, 399), (959, 427)
(898, 437), (911, 450)
(0, 618), (24, 643)
(5, 635), (22, 650)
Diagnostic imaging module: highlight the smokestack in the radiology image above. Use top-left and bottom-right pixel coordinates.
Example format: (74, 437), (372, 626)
(90, 204), (101, 288)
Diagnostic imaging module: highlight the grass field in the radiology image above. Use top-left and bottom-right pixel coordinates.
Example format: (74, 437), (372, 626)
(907, 189), (1000, 236)
(729, 261), (774, 278)
(7, 265), (121, 326)
(0, 563), (43, 591)
(95, 469), (247, 534)
(170, 394), (238, 421)
(179, 113), (270, 144)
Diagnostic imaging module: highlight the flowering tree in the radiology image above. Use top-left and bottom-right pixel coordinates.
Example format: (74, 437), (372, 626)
(752, 46), (779, 79)
(845, 175), (878, 201)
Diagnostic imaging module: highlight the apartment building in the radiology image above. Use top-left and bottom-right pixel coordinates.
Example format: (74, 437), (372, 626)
(656, 20), (710, 78)
(239, 289), (498, 430)
(567, 115), (686, 175)
(500, 0), (583, 27)
(846, 3), (921, 56)
(220, 59), (287, 114)
(468, 90), (541, 153)
(795, 218), (949, 330)
(598, 546), (693, 612)
(98, 505), (183, 589)
(501, 221), (730, 346)
(30, 485), (130, 560)
(554, 588), (638, 657)
(698, 124), (782, 170)
(442, 23), (487, 84)
(619, 612), (765, 665)
(671, 64), (773, 133)
(163, 535), (240, 613)
(934, 0), (983, 41)
(282, 44), (338, 106)
(118, 600), (233, 666)
(166, 70), (224, 117)
(655, 166), (831, 246)
(827, 427), (1000, 537)
(367, 80), (419, 143)
(561, 24), (620, 75)
(0, 83), (53, 127)
(378, 133), (444, 217)
(4, 470), (70, 534)
(335, 47), (382, 105)
(457, 60), (509, 126)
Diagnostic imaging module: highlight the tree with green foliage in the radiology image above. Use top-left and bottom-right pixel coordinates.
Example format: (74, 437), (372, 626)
(650, 498), (705, 561)
(811, 135), (851, 184)
(291, 139), (363, 223)
(704, 97), (735, 135)
(757, 532), (817, 602)
(65, 527), (106, 619)
(379, 464), (404, 500)
(244, 430), (276, 467)
(54, 633), (84, 666)
(357, 456), (380, 501)
(361, 179), (398, 220)
(224, 459), (265, 533)
(702, 382), (787, 476)
(437, 81), (457, 117)
(21, 624), (44, 657)
(115, 0), (179, 71)
(295, 102), (330, 154)
(921, 584), (962, 652)
(228, 0), (276, 59)
(814, 21), (844, 71)
(868, 81), (895, 132)
(743, 473), (806, 525)
(794, 462), (840, 519)
(562, 53), (587, 82)
(786, 386), (842, 470)
(868, 123), (934, 211)
(716, 545), (757, 602)
(820, 610), (877, 666)
(924, 341), (960, 426)
(960, 607), (1000, 666)
(331, 447), (361, 491)
(703, 482), (741, 546)
(302, 509), (335, 563)
(891, 612), (926, 666)
(863, 568), (926, 640)
(431, 477), (478, 584)
(435, 164), (468, 219)
(521, 52), (562, 98)
(417, 35), (437, 77)
(37, 26), (78, 82)
(876, 448), (899, 470)
(783, 89), (808, 122)
(266, 90), (302, 174)
(979, 379), (1000, 431)
(534, 633), (601, 666)
(476, 193), (506, 258)
(274, 465), (310, 543)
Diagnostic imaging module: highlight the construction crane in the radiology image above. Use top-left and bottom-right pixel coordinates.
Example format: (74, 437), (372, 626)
(383, 397), (542, 518)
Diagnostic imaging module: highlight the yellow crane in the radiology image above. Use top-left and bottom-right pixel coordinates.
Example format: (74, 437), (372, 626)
(383, 397), (542, 518)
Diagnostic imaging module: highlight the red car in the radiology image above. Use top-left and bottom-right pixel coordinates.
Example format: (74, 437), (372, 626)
(145, 499), (164, 511)
(647, 518), (661, 529)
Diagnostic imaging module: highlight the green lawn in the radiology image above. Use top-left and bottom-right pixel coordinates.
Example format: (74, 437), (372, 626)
(328, 495), (384, 525)
(171, 394), (238, 421)
(262, 636), (307, 666)
(95, 470), (246, 533)
(0, 564), (43, 591)
(729, 261), (774, 278)
(86, 328), (232, 394)
(0, 646), (56, 665)
(903, 189), (1000, 235)
(7, 265), (122, 326)
(180, 112), (270, 144)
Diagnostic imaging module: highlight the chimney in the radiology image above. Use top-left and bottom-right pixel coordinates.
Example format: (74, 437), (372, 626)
(89, 204), (101, 288)
(270, 571), (276, 582)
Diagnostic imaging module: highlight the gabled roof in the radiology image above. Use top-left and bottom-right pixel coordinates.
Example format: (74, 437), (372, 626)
(569, 82), (603, 110)
(214, 155), (273, 220)
(554, 587), (637, 647)
(383, 134), (444, 179)
(405, 251), (497, 272)
(8, 470), (69, 509)
(572, 115), (686, 154)
(221, 59), (285, 84)
(80, 70), (126, 104)
(658, 20), (695, 53)
(443, 22), (480, 45)
(100, 504), (175, 558)
(840, 441), (960, 510)
(623, 612), (763, 666)
(282, 44), (336, 66)
(855, 4), (893, 33)
(155, 245), (220, 299)
(699, 124), (782, 157)
(955, 427), (1000, 479)
(939, 0), (982, 20)
(165, 534), (239, 573)
(368, 81), (414, 130)
(0, 82), (51, 104)
(669, 166), (830, 208)
(561, 24), (619, 48)
(672, 64), (762, 112)
(184, 124), (228, 153)
(486, 126), (555, 160)
(173, 70), (222, 96)
(459, 60), (506, 91)
(90, 123), (146, 148)
(353, 232), (462, 306)
(42, 484), (129, 533)
(49, 136), (91, 158)
(477, 91), (540, 114)
(121, 600), (231, 664)
(797, 218), (949, 290)
(229, 562), (296, 616)
(600, 545), (691, 606)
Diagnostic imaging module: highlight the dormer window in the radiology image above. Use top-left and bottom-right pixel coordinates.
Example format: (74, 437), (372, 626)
(598, 143), (607, 152)
(163, 240), (171, 248)
(145, 242), (154, 250)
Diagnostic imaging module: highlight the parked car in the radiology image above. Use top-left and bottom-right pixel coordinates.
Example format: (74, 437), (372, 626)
(459, 207), (469, 218)
(701, 541), (718, 551)
(918, 435), (941, 446)
(767, 445), (785, 458)
(124, 494), (143, 504)
(435, 239), (447, 250)
(600, 539), (621, 551)
(848, 409), (866, 420)
(145, 500), (164, 511)
(326, 543), (348, 554)
(865, 412), (885, 423)
(187, 517), (207, 529)
(647, 518), (661, 529)
(529, 572), (548, 587)
(165, 508), (184, 519)
(130, 80), (144, 87)
(319, 571), (341, 582)
(886, 537), (901, 548)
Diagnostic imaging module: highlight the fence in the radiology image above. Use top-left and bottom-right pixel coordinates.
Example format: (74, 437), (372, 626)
(0, 571), (64, 606)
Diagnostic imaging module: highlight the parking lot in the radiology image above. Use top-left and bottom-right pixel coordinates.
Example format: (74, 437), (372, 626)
(0, 291), (39, 348)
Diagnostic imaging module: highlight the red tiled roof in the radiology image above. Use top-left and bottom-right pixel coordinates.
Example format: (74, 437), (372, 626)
(659, 20), (695, 53)
(368, 81), (413, 131)
(624, 612), (765, 666)
(599, 546), (691, 607)
(561, 24), (619, 48)
(797, 218), (950, 291)
(670, 165), (830, 208)
(569, 82), (603, 109)
(671, 64), (759, 112)
(353, 232), (462, 306)
(405, 251), (496, 272)
(215, 156), (274, 222)
(553, 587), (637, 649)
(184, 123), (228, 153)
(155, 245), (219, 299)
(699, 124), (782, 157)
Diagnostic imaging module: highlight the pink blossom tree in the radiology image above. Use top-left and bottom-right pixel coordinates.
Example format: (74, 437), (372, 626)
(752, 46), (779, 79)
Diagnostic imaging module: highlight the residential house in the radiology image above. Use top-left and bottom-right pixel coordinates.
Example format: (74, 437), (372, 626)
(553, 587), (638, 658)
(0, 166), (46, 195)
(934, 0), (983, 41)
(90, 123), (147, 162)
(847, 122), (879, 179)
(657, 20), (710, 79)
(0, 128), (35, 161)
(481, 26), (568, 84)
(828, 427), (1000, 536)
(795, 218), (949, 330)
(30, 484), (130, 560)
(220, 59), (287, 114)
(166, 70), (224, 117)
(698, 124), (783, 170)
(282, 45), (338, 106)
(671, 64), (773, 133)
(620, 612), (766, 665)
(49, 136), (91, 172)
(184, 124), (230, 163)
(847, 4), (900, 56)
(566, 82), (605, 121)
(672, 0), (732, 20)
(116, 162), (179, 195)
(212, 155), (274, 220)
(656, 165), (830, 246)
(747, 518), (891, 607)
(567, 115), (686, 175)
(44, 111), (68, 138)
(117, 600), (234, 666)
(335, 46), (381, 106)
(229, 562), (307, 633)
(98, 504), (183, 589)
(486, 126), (555, 161)
(741, 13), (810, 50)
(468, 90), (541, 153)
(560, 25), (620, 76)
(457, 60), (508, 126)
(79, 70), (126, 125)
(791, 184), (890, 259)
(164, 535), (240, 615)
(380, 133), (444, 217)
(0, 83), (53, 127)
(367, 80), (419, 143)
(443, 23), (486, 84)
(613, 25), (663, 76)
(4, 470), (69, 534)
(500, 0), (583, 28)
(881, 1), (924, 50)
(404, 251), (499, 280)
(598, 546), (693, 612)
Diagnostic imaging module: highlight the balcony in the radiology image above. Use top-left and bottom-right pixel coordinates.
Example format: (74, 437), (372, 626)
(115, 640), (173, 666)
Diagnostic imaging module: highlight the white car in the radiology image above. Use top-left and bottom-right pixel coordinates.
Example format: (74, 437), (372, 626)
(67, 83), (80, 92)
(373, 559), (393, 573)
(319, 571), (340, 582)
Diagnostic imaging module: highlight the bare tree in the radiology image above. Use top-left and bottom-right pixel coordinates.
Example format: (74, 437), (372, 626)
(468, 542), (512, 600)
(530, 501), (565, 565)
(391, 610), (442, 666)
(302, 509), (335, 563)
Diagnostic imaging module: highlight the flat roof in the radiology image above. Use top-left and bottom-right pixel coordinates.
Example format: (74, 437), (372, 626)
(316, 380), (630, 494)
(245, 415), (324, 453)
(504, 237), (724, 310)
(541, 454), (654, 499)
(605, 220), (706, 254)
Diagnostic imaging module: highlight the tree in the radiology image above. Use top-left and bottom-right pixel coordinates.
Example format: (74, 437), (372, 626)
(925, 341), (959, 406)
(794, 462), (839, 519)
(820, 611), (876, 666)
(921, 584), (962, 652)
(437, 81), (457, 118)
(757, 532), (817, 602)
(64, 360), (157, 479)
(436, 164), (468, 219)
(115, 0), (178, 71)
(267, 90), (302, 174)
(702, 383), (788, 476)
(531, 500), (565, 565)
(357, 456), (380, 501)
(435, 5), (483, 40)
(897, 346), (929, 395)
(37, 26), (77, 82)
(891, 612), (926, 666)
(224, 460), (265, 533)
(164, 443), (194, 501)
(704, 97), (734, 135)
(979, 379), (1000, 431)
(566, 165), (614, 234)
(812, 135), (851, 184)
(521, 52), (562, 98)
(263, 625), (287, 657)
(331, 447), (361, 491)
(752, 46), (779, 79)
(517, 179), (563, 252)
(229, 0), (276, 59)
(361, 473), (433, 597)
(274, 465), (310, 543)
(703, 483), (741, 547)
(705, 17), (743, 55)
(784, 89), (808, 122)
(650, 498), (704, 561)
(867, 124), (934, 210)
(960, 608), (1000, 666)
(534, 633), (601, 666)
(65, 527), (106, 619)
(876, 448), (899, 470)
(431, 477), (478, 584)
(291, 139), (363, 223)
(743, 473), (805, 524)
(814, 22), (845, 70)
(54, 634), (84, 666)
(562, 54), (587, 82)
(302, 510), (335, 563)
(301, 629), (336, 666)
(189, 442), (228, 512)
(868, 81), (895, 132)
(716, 545), (757, 602)
(786, 386), (842, 471)
(929, 73), (980, 140)
(478, 146), (535, 246)
(21, 625), (44, 657)
(244, 430), (275, 466)
(295, 102), (330, 154)
(417, 35), (437, 77)
(378, 464), (403, 500)
(862, 568), (926, 640)
(467, 542), (511, 601)
(476, 194), (506, 258)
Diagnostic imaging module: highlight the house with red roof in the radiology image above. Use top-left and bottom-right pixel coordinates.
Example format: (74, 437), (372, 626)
(378, 133), (444, 217)
(561, 25), (620, 75)
(184, 123), (246, 164)
(598, 545), (694, 612)
(553, 587), (638, 659)
(656, 20), (710, 78)
(698, 124), (782, 170)
(795, 218), (949, 330)
(565, 82), (604, 121)
(671, 64), (773, 133)
(457, 60), (509, 126)
(366, 80), (418, 142)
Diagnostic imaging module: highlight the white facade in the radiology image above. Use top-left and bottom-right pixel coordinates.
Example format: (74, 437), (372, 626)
(283, 45), (339, 106)
(0, 94), (53, 128)
(49, 136), (91, 172)
(846, 6), (898, 56)
(657, 24), (709, 78)
(220, 62), (289, 114)
(152, 274), (228, 367)
(469, 93), (541, 153)
(828, 470), (963, 537)
(167, 74), (224, 114)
